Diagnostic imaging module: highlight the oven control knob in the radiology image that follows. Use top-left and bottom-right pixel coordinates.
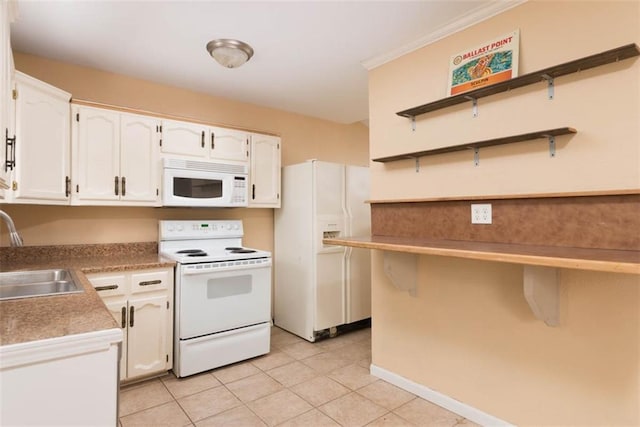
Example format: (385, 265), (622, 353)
(234, 224), (240, 230)
(177, 225), (183, 231)
(226, 224), (232, 230)
(167, 225), (174, 232)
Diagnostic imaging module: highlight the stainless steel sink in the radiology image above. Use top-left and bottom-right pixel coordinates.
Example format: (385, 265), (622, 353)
(0, 269), (84, 300)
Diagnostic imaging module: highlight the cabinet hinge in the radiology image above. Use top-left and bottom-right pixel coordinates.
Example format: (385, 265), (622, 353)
(12, 89), (17, 100)
(76, 113), (79, 122)
(12, 181), (17, 191)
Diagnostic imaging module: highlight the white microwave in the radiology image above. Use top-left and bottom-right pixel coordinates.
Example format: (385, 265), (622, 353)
(162, 158), (248, 207)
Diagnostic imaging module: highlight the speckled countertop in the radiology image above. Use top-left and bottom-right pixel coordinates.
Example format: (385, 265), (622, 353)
(0, 242), (175, 346)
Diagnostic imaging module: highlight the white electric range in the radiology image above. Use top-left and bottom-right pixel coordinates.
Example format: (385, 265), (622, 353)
(159, 220), (271, 378)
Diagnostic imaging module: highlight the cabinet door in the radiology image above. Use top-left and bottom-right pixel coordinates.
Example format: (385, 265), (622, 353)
(210, 126), (249, 162)
(249, 134), (281, 208)
(160, 119), (207, 158)
(0, 0), (14, 192)
(120, 112), (160, 204)
(12, 73), (71, 204)
(102, 297), (128, 380)
(126, 293), (169, 379)
(88, 273), (128, 380)
(72, 106), (120, 203)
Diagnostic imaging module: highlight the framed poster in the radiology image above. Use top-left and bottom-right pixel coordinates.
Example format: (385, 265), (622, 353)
(447, 30), (519, 96)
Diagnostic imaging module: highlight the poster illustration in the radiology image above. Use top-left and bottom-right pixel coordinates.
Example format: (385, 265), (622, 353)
(447, 30), (519, 96)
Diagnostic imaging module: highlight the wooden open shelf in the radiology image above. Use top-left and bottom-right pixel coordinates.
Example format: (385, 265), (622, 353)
(324, 236), (640, 275)
(396, 43), (640, 119)
(372, 127), (576, 163)
(325, 235), (639, 326)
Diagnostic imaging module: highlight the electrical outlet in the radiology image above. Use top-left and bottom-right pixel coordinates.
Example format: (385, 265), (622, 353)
(471, 203), (492, 224)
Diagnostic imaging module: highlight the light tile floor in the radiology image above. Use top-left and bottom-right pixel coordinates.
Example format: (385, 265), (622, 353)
(119, 326), (479, 427)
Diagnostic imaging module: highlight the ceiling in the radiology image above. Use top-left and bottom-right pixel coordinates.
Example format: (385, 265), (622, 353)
(10, 1), (521, 124)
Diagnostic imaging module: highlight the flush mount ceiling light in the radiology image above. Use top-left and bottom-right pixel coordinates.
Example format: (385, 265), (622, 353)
(206, 39), (254, 69)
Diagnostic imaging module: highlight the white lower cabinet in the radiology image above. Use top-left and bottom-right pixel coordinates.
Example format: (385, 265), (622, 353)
(0, 329), (121, 427)
(87, 268), (173, 381)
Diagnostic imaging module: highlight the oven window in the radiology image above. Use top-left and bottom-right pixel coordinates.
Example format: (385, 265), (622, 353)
(174, 177), (223, 198)
(207, 275), (252, 299)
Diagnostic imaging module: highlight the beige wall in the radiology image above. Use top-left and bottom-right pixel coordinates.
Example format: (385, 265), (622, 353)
(368, 1), (639, 425)
(0, 52), (369, 248)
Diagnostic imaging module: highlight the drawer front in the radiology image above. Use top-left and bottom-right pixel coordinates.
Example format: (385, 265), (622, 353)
(130, 269), (172, 294)
(88, 273), (128, 297)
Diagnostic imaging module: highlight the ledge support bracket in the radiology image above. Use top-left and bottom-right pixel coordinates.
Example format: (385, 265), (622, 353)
(542, 74), (555, 100)
(415, 157), (420, 173)
(464, 96), (478, 118)
(410, 116), (416, 132)
(383, 251), (418, 297)
(523, 265), (559, 327)
(474, 147), (480, 166)
(547, 135), (556, 157)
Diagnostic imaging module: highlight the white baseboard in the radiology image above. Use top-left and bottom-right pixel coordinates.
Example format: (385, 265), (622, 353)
(370, 364), (515, 427)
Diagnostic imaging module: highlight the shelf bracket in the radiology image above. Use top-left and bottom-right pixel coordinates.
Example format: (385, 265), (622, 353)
(410, 116), (416, 132)
(523, 266), (559, 327)
(383, 251), (418, 297)
(415, 157), (420, 173)
(464, 96), (478, 117)
(547, 135), (556, 157)
(474, 147), (480, 166)
(541, 74), (555, 100)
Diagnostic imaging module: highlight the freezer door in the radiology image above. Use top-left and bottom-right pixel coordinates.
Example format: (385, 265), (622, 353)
(345, 165), (371, 323)
(315, 250), (345, 330)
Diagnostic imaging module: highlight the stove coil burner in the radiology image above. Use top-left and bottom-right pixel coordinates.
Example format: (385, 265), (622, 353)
(225, 247), (257, 254)
(177, 249), (208, 257)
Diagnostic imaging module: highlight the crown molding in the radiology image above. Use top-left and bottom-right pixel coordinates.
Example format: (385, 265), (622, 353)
(361, 0), (528, 71)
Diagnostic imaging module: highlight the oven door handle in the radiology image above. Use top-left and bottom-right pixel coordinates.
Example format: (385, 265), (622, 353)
(181, 261), (271, 275)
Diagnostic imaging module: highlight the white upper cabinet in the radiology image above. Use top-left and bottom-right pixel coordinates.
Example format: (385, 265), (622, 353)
(120, 113), (160, 203)
(249, 133), (281, 208)
(210, 126), (249, 163)
(0, 0), (15, 194)
(160, 120), (249, 164)
(73, 106), (120, 203)
(72, 105), (160, 206)
(160, 119), (207, 158)
(10, 71), (71, 204)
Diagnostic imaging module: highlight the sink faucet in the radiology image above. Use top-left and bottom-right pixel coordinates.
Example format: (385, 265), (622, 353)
(0, 209), (23, 247)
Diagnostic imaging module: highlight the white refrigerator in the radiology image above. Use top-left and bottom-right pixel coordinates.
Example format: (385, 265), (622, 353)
(274, 160), (371, 342)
